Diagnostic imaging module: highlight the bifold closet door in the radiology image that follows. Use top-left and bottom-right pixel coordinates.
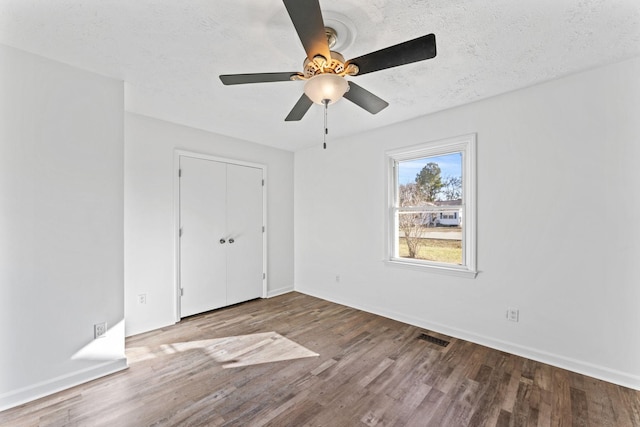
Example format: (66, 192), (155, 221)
(179, 156), (263, 318)
(179, 156), (228, 317)
(226, 163), (263, 306)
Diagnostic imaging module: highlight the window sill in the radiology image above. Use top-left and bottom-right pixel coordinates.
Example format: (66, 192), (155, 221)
(385, 258), (478, 278)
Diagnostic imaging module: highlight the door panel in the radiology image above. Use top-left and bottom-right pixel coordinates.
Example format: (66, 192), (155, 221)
(179, 156), (227, 317)
(226, 164), (264, 305)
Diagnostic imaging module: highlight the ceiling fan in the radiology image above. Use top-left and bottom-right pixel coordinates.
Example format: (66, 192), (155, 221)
(219, 0), (437, 122)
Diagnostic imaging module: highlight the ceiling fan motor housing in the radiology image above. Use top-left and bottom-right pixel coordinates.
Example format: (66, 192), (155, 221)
(292, 51), (358, 82)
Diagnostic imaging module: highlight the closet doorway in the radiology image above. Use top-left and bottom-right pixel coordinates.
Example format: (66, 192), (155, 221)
(175, 152), (266, 319)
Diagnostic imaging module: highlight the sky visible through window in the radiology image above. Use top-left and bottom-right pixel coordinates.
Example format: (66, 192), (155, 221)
(398, 153), (462, 185)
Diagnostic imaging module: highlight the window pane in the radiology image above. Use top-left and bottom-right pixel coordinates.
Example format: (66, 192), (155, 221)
(397, 210), (463, 264)
(396, 153), (463, 265)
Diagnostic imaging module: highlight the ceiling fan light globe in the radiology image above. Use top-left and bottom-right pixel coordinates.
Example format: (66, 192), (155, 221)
(304, 74), (349, 105)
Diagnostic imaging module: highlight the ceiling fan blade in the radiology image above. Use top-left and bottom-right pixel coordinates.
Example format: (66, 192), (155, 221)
(346, 34), (436, 76)
(219, 72), (297, 85)
(343, 82), (389, 114)
(285, 93), (314, 121)
(283, 0), (331, 62)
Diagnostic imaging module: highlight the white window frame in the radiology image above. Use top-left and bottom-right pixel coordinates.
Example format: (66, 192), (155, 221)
(385, 133), (477, 278)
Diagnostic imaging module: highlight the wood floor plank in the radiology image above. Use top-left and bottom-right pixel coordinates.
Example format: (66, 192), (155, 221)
(467, 367), (509, 426)
(1, 292), (639, 426)
(401, 386), (445, 426)
(570, 386), (589, 427)
(495, 408), (513, 427)
(386, 381), (433, 426)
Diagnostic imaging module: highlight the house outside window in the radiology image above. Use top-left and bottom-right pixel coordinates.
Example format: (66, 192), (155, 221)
(386, 134), (477, 277)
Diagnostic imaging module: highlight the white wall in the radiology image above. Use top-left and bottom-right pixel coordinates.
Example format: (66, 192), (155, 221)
(294, 57), (640, 389)
(124, 113), (294, 336)
(0, 45), (126, 410)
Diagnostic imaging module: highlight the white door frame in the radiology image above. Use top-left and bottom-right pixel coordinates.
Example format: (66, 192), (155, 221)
(173, 149), (268, 322)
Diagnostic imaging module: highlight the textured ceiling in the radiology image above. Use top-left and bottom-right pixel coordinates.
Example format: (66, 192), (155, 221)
(2, 0), (639, 151)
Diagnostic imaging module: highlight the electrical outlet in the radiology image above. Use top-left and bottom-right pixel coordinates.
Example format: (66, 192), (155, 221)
(94, 322), (107, 339)
(335, 275), (340, 283)
(137, 293), (147, 304)
(506, 308), (519, 322)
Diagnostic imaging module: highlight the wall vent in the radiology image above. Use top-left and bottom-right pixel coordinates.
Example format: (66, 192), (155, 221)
(418, 333), (449, 347)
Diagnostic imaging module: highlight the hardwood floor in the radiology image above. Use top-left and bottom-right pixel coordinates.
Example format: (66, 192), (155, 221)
(2, 292), (639, 426)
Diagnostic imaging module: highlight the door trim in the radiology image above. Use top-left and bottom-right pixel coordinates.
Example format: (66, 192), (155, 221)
(173, 150), (268, 323)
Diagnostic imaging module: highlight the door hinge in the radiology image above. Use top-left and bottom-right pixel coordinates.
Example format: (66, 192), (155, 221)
(263, 273), (266, 279)
(180, 287), (184, 296)
(262, 179), (264, 186)
(179, 227), (183, 237)
(262, 226), (265, 233)
(179, 169), (182, 177)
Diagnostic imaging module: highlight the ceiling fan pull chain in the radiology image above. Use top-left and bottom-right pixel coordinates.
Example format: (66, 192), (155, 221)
(323, 99), (329, 149)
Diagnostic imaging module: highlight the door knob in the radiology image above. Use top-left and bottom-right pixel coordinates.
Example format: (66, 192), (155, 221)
(219, 238), (226, 244)
(228, 238), (235, 244)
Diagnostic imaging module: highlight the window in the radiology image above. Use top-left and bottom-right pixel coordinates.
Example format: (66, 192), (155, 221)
(386, 134), (477, 277)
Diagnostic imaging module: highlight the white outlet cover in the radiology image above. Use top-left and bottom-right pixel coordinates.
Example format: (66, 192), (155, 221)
(94, 322), (107, 339)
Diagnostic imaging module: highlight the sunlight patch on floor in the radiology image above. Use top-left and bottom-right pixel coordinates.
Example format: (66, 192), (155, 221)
(126, 345), (157, 362)
(174, 332), (319, 368)
(128, 332), (318, 368)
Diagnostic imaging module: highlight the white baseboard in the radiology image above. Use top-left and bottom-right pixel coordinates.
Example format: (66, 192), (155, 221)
(266, 286), (294, 298)
(0, 358), (128, 412)
(126, 319), (175, 338)
(296, 287), (640, 391)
